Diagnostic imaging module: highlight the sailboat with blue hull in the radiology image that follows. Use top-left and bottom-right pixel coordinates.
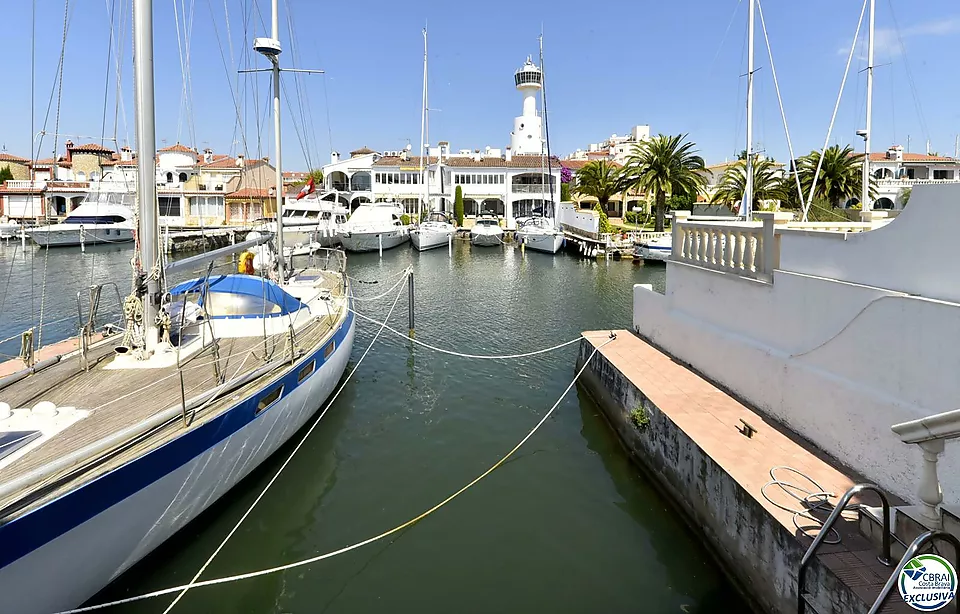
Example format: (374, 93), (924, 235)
(0, 1), (354, 612)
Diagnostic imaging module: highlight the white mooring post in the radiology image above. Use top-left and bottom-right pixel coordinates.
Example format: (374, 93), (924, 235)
(378, 234), (383, 258)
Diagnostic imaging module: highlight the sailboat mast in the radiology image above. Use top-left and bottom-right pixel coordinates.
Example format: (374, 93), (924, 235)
(271, 0), (287, 282)
(420, 28), (427, 213)
(540, 34), (555, 217)
(423, 27), (430, 214)
(862, 0), (875, 211)
(744, 0), (755, 221)
(133, 0), (160, 351)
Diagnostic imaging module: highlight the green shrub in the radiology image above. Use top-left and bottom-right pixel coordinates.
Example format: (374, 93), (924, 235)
(400, 214), (411, 225)
(454, 186), (465, 227)
(629, 405), (650, 431)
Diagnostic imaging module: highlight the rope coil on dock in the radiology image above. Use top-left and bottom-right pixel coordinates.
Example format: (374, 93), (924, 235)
(760, 466), (860, 544)
(56, 328), (615, 613)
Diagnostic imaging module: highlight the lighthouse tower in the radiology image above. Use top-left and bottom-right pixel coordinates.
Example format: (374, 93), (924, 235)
(510, 57), (543, 155)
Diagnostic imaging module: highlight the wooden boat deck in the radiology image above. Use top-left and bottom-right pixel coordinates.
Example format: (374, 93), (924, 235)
(0, 268), (347, 514)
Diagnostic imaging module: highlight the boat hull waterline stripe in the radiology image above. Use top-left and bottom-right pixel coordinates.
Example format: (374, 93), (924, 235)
(0, 310), (354, 588)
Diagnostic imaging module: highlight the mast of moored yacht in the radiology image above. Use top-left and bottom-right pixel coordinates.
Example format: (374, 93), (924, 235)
(539, 33), (555, 220)
(861, 0), (875, 212)
(133, 0), (160, 351)
(269, 0), (287, 282)
(743, 0), (755, 221)
(421, 26), (429, 214)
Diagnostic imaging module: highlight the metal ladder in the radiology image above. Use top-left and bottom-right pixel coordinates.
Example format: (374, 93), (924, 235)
(797, 484), (892, 614)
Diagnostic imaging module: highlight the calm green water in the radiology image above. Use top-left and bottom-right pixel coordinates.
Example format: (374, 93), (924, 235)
(0, 240), (746, 613)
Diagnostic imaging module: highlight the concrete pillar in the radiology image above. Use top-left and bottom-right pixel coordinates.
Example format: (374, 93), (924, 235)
(756, 211), (793, 275)
(860, 209), (889, 224)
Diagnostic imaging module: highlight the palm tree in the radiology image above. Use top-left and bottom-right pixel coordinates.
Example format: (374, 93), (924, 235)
(573, 160), (627, 211)
(796, 144), (875, 208)
(710, 159), (787, 212)
(622, 134), (706, 232)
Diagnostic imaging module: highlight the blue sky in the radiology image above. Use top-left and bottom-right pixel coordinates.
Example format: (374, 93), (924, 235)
(3, 0), (959, 170)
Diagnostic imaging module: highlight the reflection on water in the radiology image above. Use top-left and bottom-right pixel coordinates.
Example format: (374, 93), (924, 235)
(1, 240), (741, 613)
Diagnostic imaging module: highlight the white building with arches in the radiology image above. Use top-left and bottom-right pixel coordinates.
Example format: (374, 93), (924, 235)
(320, 55), (561, 228)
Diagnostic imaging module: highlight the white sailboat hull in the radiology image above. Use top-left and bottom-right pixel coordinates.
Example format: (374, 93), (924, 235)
(519, 231), (564, 254)
(0, 316), (356, 614)
(26, 225), (135, 247)
(634, 236), (672, 262)
(339, 229), (409, 253)
(410, 228), (453, 251)
(470, 225), (503, 247)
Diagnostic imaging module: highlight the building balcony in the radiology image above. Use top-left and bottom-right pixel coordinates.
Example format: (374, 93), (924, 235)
(3, 180), (47, 191)
(511, 183), (554, 194)
(875, 178), (959, 188)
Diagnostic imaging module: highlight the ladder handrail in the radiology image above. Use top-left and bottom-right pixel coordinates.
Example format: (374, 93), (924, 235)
(867, 529), (960, 614)
(797, 483), (893, 614)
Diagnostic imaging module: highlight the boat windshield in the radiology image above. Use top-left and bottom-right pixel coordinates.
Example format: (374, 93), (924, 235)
(82, 192), (135, 207)
(426, 212), (450, 224)
(62, 215), (128, 225)
(476, 219), (498, 227)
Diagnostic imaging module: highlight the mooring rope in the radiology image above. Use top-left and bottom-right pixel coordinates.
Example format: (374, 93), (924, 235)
(58, 332), (615, 613)
(157, 280), (408, 614)
(347, 307), (582, 359)
(349, 268), (412, 302)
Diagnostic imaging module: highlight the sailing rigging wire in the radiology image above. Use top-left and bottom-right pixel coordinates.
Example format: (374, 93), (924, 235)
(347, 307), (584, 360)
(755, 0), (803, 205)
(800, 0), (868, 222)
(885, 0), (929, 148)
(157, 277), (407, 613)
(58, 332), (616, 614)
(204, 0), (252, 159)
(37, 0), (73, 350)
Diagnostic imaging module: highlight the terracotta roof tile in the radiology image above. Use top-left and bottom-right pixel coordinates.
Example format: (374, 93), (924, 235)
(350, 146), (377, 156)
(159, 142), (197, 154)
(200, 155), (238, 169)
(70, 143), (115, 154)
(869, 152), (958, 163)
(0, 153), (30, 163)
(226, 187), (271, 199)
(560, 159), (621, 170)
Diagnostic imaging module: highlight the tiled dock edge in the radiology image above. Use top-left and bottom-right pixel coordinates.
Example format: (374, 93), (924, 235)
(577, 331), (907, 614)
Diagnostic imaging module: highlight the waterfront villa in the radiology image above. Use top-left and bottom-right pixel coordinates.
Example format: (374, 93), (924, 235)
(317, 56), (562, 229)
(865, 145), (959, 209)
(565, 124), (651, 165)
(0, 140), (278, 227)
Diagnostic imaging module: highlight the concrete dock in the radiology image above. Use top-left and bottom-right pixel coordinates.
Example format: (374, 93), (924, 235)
(577, 330), (910, 614)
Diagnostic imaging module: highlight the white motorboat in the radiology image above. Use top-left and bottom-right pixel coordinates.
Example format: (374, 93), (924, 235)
(0, 219), (20, 239)
(257, 195), (348, 256)
(0, 4), (355, 613)
(470, 216), (504, 247)
(25, 198), (135, 248)
(516, 216), (564, 254)
(634, 234), (672, 262)
(411, 211), (455, 251)
(339, 202), (410, 253)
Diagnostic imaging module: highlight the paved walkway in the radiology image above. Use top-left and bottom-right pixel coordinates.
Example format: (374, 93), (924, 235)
(0, 333), (101, 379)
(584, 330), (910, 613)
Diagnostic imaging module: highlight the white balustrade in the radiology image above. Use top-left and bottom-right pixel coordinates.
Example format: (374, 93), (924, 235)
(891, 408), (960, 527)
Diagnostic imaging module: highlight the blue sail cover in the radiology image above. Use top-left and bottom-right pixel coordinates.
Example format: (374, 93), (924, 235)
(168, 274), (304, 316)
